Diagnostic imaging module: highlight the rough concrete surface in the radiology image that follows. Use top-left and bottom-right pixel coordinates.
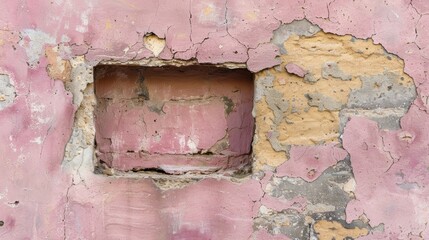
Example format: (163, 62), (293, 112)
(0, 0), (427, 239)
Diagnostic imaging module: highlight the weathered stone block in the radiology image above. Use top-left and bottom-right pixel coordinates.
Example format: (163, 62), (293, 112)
(94, 65), (254, 174)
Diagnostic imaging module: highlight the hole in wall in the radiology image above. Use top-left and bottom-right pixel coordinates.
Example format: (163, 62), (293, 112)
(93, 65), (255, 176)
(0, 221), (4, 227)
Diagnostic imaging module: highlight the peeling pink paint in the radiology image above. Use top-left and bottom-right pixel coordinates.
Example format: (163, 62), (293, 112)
(247, 43), (281, 72)
(285, 63), (307, 78)
(343, 109), (429, 238)
(276, 143), (348, 182)
(261, 195), (307, 213)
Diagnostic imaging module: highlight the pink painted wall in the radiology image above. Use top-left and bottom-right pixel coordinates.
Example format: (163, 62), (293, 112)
(0, 0), (427, 239)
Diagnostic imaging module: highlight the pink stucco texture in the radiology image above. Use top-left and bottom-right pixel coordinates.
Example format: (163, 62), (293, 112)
(0, 0), (428, 239)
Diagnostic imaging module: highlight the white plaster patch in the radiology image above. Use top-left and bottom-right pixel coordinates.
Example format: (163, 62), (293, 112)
(30, 102), (45, 113)
(30, 137), (43, 145)
(75, 9), (91, 33)
(19, 29), (56, 67)
(61, 34), (71, 42)
(178, 134), (186, 151)
(0, 74), (16, 110)
(9, 135), (16, 152)
(17, 154), (26, 164)
(343, 178), (357, 194)
(187, 138), (198, 152)
(152, 133), (161, 143)
(112, 134), (125, 149)
(306, 203), (336, 213)
(75, 26), (86, 33)
(0, 188), (8, 200)
(36, 117), (51, 124)
(259, 205), (272, 215)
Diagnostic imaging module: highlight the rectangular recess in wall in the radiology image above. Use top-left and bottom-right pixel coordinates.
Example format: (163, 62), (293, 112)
(94, 65), (254, 175)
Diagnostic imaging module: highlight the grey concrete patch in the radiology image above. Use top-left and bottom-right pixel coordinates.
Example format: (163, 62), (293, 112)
(272, 19), (321, 54)
(267, 131), (290, 152)
(255, 160), (370, 239)
(304, 73), (319, 84)
(265, 89), (289, 124)
(339, 108), (407, 132)
(267, 160), (352, 210)
(347, 72), (416, 109)
(305, 92), (344, 111)
(254, 209), (306, 237)
(321, 62), (352, 81)
(255, 74), (274, 102)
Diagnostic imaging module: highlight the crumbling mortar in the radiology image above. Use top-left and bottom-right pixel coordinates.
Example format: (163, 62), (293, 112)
(100, 57), (247, 69)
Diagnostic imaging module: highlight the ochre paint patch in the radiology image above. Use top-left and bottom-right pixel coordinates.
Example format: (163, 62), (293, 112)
(314, 220), (368, 239)
(45, 46), (72, 81)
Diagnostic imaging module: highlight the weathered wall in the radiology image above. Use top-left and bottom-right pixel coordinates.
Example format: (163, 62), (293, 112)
(0, 0), (428, 239)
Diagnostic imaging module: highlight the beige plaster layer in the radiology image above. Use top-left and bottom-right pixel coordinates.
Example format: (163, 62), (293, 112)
(314, 220), (369, 240)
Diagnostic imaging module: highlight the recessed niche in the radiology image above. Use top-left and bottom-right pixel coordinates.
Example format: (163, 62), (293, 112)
(94, 65), (254, 175)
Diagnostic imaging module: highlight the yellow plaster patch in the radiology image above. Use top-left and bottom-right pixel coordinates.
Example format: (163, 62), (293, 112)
(253, 31), (413, 170)
(105, 20), (112, 30)
(245, 11), (259, 21)
(203, 6), (213, 16)
(0, 30), (19, 47)
(277, 108), (338, 145)
(143, 34), (166, 57)
(314, 220), (369, 239)
(253, 112), (288, 169)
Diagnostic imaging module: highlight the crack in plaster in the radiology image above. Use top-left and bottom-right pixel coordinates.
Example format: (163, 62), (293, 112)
(224, 0), (251, 63)
(380, 135), (401, 173)
(62, 179), (73, 240)
(39, 123), (53, 161)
